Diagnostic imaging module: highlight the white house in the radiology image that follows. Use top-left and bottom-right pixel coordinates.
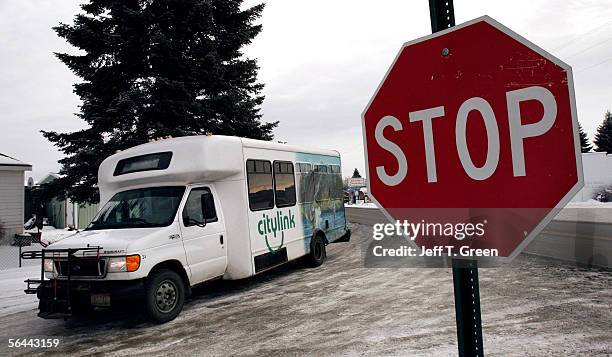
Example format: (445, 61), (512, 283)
(38, 173), (99, 230)
(0, 153), (31, 243)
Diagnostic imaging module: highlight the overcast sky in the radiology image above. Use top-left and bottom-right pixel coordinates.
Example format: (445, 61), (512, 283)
(1, 0), (611, 182)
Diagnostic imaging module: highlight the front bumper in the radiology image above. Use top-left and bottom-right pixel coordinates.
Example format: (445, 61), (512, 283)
(37, 279), (145, 318)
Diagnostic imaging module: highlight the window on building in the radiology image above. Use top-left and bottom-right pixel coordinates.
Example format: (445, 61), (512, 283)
(274, 161), (296, 207)
(247, 159), (274, 211)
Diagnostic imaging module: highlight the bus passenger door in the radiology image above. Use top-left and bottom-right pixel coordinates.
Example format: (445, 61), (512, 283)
(179, 186), (227, 284)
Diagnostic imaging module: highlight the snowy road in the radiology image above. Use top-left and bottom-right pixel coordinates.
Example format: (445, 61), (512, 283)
(0, 223), (610, 356)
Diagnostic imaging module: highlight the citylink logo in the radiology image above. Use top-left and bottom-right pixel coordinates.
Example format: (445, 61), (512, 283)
(258, 209), (296, 252)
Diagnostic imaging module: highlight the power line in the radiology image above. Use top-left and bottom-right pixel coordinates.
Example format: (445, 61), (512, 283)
(551, 20), (612, 53)
(564, 37), (611, 60)
(577, 56), (612, 72)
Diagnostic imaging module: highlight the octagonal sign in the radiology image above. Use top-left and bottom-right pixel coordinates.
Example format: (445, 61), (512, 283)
(362, 16), (583, 263)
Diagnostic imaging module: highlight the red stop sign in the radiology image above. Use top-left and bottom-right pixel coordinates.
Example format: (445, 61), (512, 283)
(362, 16), (583, 262)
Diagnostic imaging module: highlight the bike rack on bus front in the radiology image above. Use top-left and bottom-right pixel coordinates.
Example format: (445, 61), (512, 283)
(21, 246), (103, 317)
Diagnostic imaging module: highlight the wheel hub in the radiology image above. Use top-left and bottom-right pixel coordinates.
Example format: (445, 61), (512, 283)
(155, 280), (178, 313)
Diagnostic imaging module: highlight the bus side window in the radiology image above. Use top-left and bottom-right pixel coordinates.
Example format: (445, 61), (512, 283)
(247, 159), (274, 211)
(315, 164), (329, 202)
(274, 161), (296, 207)
(296, 162), (314, 204)
(330, 165), (343, 199)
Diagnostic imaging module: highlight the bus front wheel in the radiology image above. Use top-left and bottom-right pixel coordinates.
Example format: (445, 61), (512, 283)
(144, 269), (185, 323)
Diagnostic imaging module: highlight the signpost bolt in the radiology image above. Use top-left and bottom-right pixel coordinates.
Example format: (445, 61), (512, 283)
(442, 47), (450, 57)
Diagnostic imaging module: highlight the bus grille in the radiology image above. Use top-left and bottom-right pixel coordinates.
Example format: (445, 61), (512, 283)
(55, 259), (106, 278)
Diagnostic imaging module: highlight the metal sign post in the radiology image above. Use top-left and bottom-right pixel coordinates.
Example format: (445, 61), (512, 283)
(428, 0), (455, 32)
(427, 1), (484, 355)
(451, 259), (484, 356)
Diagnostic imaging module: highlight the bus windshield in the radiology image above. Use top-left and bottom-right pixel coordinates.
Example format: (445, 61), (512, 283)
(87, 186), (186, 230)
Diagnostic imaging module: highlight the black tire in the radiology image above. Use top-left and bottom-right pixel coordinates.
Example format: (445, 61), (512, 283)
(307, 234), (327, 267)
(144, 269), (185, 323)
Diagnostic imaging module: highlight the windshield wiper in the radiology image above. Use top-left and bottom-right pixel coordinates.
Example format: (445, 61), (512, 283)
(126, 218), (150, 225)
(86, 218), (155, 230)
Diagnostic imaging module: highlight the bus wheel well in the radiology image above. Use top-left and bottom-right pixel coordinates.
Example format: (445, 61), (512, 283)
(314, 229), (328, 245)
(149, 260), (191, 296)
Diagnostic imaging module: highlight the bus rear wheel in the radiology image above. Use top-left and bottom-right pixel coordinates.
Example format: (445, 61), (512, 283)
(307, 234), (327, 267)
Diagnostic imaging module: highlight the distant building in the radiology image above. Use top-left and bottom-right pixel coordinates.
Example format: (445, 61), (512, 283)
(0, 153), (31, 243)
(37, 173), (98, 230)
(348, 177), (366, 188)
(345, 177), (368, 205)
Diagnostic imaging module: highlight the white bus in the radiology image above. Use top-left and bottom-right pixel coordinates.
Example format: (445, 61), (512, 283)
(25, 135), (350, 322)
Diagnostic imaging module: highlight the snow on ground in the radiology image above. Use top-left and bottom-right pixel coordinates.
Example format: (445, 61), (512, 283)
(0, 265), (39, 317)
(0, 233), (72, 317)
(0, 227), (76, 271)
(0, 227), (77, 316)
(0, 245), (38, 270)
(0, 223), (609, 356)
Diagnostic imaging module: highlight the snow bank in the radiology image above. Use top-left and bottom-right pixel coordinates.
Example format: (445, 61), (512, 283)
(345, 201), (612, 223)
(565, 199), (612, 207)
(0, 228), (79, 317)
(554, 203), (612, 224)
(0, 265), (39, 317)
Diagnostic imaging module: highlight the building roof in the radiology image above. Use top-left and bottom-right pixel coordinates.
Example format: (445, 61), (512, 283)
(38, 172), (60, 185)
(0, 152), (32, 170)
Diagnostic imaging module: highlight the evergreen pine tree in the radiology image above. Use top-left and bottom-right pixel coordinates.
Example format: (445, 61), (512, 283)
(594, 110), (612, 154)
(352, 169), (362, 178)
(578, 123), (592, 153)
(42, 0), (276, 203)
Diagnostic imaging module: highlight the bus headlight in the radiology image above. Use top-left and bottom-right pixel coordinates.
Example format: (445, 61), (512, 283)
(43, 259), (54, 273)
(107, 255), (141, 272)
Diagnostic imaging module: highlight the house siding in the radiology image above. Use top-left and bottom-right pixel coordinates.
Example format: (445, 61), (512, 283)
(77, 203), (99, 229)
(0, 170), (25, 243)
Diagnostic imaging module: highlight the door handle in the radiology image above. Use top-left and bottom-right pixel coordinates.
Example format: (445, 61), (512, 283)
(219, 234), (224, 245)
